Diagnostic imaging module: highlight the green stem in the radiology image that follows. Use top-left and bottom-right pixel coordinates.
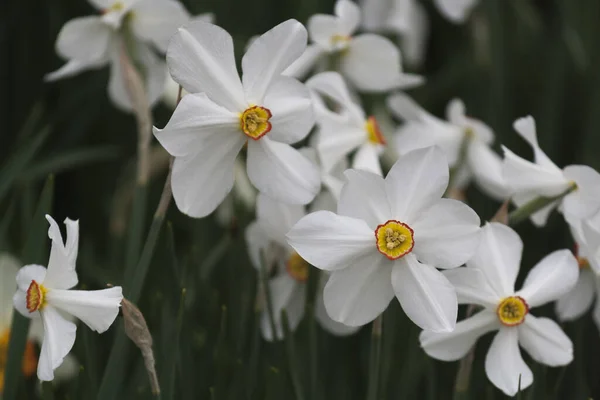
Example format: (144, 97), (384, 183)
(448, 131), (473, 191)
(366, 315), (383, 400)
(281, 311), (306, 400)
(453, 305), (477, 400)
(305, 267), (320, 400)
(260, 251), (278, 341)
(507, 184), (577, 226)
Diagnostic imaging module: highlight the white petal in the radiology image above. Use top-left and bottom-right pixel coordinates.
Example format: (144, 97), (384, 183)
(468, 141), (509, 201)
(400, 1), (429, 67)
(287, 211), (375, 271)
(257, 193), (305, 245)
(262, 76), (314, 144)
(411, 198), (481, 269)
(153, 92), (239, 158)
(419, 310), (498, 361)
(335, 0), (361, 35)
(518, 314), (573, 366)
(54, 16), (112, 63)
(170, 129), (246, 218)
(244, 221), (269, 271)
(44, 215), (79, 290)
(324, 253), (394, 326)
(247, 137), (320, 205)
(242, 20), (308, 104)
(359, 0), (388, 31)
(433, 0), (478, 24)
(307, 71), (362, 116)
(517, 249), (579, 308)
(562, 165), (600, 219)
(385, 146), (449, 222)
(581, 222), (600, 274)
(352, 143), (383, 176)
(315, 275), (360, 336)
(443, 268), (500, 308)
(16, 264), (47, 292)
(167, 20), (245, 111)
(37, 306), (77, 381)
(485, 329), (533, 397)
(392, 256), (457, 332)
(307, 14), (343, 50)
(340, 34), (403, 92)
(0, 254), (20, 326)
(45, 59), (106, 82)
(555, 269), (596, 321)
(386, 92), (425, 121)
(283, 44), (326, 79)
(130, 0), (189, 52)
(13, 290), (33, 319)
(338, 169), (390, 229)
(513, 116), (561, 171)
(46, 287), (123, 333)
(466, 222), (523, 298)
(315, 117), (366, 174)
(260, 275), (300, 341)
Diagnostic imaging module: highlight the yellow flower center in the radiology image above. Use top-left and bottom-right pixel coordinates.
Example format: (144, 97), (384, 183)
(496, 296), (529, 326)
(365, 116), (386, 145)
(240, 106), (272, 140)
(0, 329), (38, 394)
(330, 34), (351, 47)
(287, 252), (310, 283)
(109, 1), (124, 11)
(26, 280), (47, 313)
(578, 256), (590, 269)
(375, 220), (415, 260)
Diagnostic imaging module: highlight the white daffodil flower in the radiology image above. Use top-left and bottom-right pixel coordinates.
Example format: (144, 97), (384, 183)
(359, 0), (429, 67)
(502, 116), (600, 226)
(555, 213), (600, 329)
(287, 146), (481, 332)
(12, 216), (123, 381)
(433, 0), (479, 24)
(284, 0), (423, 91)
(307, 72), (387, 176)
(154, 19), (320, 218)
(388, 93), (508, 200)
(246, 194), (359, 340)
(420, 222), (578, 397)
(45, 0), (191, 111)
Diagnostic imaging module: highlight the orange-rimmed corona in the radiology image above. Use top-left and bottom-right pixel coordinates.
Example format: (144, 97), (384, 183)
(26, 280), (47, 313)
(375, 220), (414, 260)
(287, 252), (310, 283)
(240, 105), (272, 140)
(496, 296), (529, 327)
(365, 116), (386, 145)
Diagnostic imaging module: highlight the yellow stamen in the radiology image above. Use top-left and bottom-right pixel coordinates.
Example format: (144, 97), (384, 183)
(365, 116), (386, 145)
(26, 280), (47, 313)
(375, 220), (414, 260)
(496, 296), (529, 326)
(287, 252), (310, 282)
(0, 329), (38, 393)
(578, 256), (590, 269)
(240, 106), (272, 140)
(330, 34), (351, 47)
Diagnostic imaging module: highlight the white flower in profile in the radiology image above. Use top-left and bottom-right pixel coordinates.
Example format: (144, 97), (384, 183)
(502, 116), (600, 226)
(45, 0), (191, 111)
(307, 72), (387, 176)
(284, 0), (423, 91)
(12, 216), (123, 381)
(420, 223), (578, 396)
(287, 146), (481, 332)
(359, 0), (429, 67)
(555, 213), (600, 328)
(154, 19), (320, 218)
(388, 93), (508, 200)
(246, 194), (359, 340)
(433, 0), (479, 24)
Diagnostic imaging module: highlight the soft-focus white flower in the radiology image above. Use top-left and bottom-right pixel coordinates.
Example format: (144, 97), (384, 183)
(308, 72), (387, 176)
(433, 0), (479, 24)
(246, 194), (359, 340)
(284, 0), (423, 91)
(555, 213), (600, 328)
(420, 222), (578, 397)
(502, 116), (600, 226)
(45, 0), (190, 111)
(300, 147), (347, 213)
(359, 0), (429, 67)
(154, 19), (320, 218)
(12, 216), (123, 381)
(287, 146), (481, 332)
(388, 94), (508, 200)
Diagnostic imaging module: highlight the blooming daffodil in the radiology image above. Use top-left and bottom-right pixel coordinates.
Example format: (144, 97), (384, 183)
(287, 146), (481, 332)
(13, 216), (123, 381)
(420, 222), (578, 396)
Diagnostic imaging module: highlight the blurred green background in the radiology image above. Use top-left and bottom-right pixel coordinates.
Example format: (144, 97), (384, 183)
(2, 0), (600, 399)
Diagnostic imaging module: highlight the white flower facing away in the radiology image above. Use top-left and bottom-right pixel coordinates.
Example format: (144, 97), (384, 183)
(154, 19), (321, 218)
(388, 93), (508, 200)
(287, 146), (481, 332)
(12, 216), (123, 381)
(420, 223), (578, 397)
(284, 0), (423, 91)
(433, 0), (479, 24)
(246, 194), (359, 341)
(502, 116), (600, 226)
(555, 213), (600, 329)
(45, 0), (191, 111)
(307, 71), (387, 176)
(359, 0), (429, 67)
